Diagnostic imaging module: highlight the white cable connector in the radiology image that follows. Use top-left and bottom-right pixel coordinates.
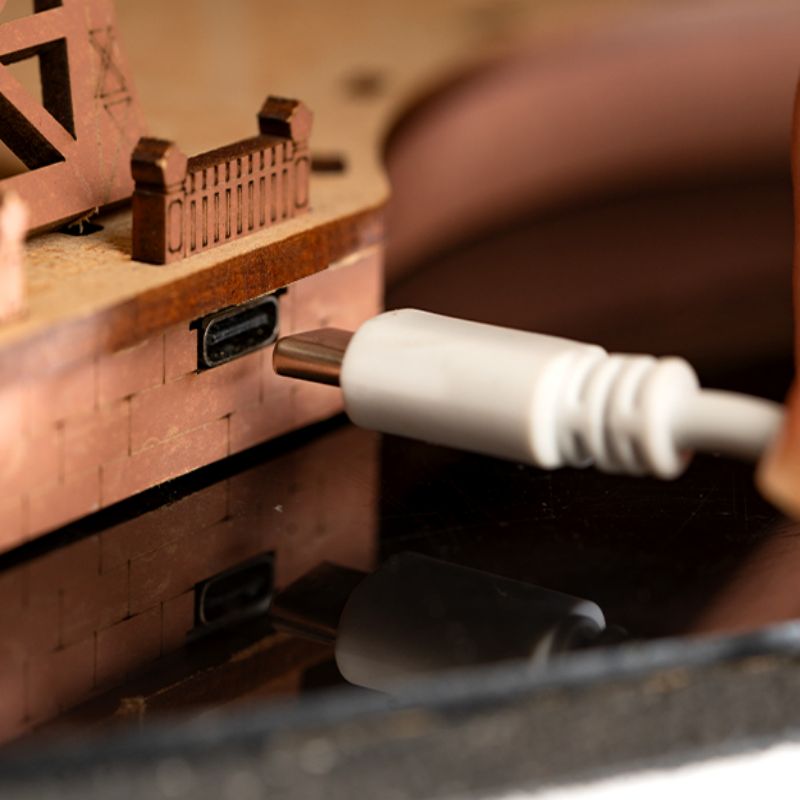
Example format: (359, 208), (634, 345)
(274, 309), (785, 480)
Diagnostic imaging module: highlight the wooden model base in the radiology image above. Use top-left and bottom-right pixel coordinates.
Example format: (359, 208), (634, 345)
(0, 245), (381, 552)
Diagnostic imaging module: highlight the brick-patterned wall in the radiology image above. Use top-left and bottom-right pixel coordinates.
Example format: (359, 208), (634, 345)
(0, 423), (378, 742)
(0, 246), (382, 553)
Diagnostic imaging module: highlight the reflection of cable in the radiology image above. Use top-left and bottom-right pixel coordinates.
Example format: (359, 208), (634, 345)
(274, 309), (784, 480)
(270, 555), (617, 692)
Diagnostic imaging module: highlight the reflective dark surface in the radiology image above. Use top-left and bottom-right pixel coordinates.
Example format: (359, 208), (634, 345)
(379, 425), (788, 640)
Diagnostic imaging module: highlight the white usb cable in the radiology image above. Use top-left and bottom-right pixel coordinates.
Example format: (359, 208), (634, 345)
(273, 309), (784, 480)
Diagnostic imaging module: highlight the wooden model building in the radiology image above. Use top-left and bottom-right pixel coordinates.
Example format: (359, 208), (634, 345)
(0, 0), (799, 750)
(0, 0), (381, 739)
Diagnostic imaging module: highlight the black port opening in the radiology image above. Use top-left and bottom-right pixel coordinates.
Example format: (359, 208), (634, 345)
(194, 553), (274, 634)
(195, 293), (280, 370)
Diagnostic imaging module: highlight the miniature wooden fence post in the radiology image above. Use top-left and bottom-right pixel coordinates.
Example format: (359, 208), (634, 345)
(131, 140), (189, 265)
(258, 96), (312, 215)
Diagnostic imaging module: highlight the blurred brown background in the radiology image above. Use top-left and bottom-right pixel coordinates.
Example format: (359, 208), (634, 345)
(382, 1), (800, 377)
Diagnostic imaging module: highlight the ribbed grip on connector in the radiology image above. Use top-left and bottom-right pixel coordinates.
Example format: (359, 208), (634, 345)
(561, 355), (699, 479)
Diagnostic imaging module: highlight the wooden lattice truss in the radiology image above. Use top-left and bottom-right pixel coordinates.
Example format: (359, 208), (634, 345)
(0, 0), (144, 230)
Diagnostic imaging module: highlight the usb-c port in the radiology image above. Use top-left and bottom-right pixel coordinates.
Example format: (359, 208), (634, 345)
(196, 293), (280, 370)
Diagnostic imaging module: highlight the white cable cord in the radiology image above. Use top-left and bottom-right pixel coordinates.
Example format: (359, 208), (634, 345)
(336, 309), (785, 480)
(673, 390), (783, 463)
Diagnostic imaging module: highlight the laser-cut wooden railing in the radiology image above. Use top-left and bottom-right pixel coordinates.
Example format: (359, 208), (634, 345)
(131, 96), (312, 265)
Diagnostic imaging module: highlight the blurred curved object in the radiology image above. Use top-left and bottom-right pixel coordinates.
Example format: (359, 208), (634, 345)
(385, 0), (799, 384)
(759, 386), (800, 516)
(758, 83), (800, 516)
(386, 0), (800, 278)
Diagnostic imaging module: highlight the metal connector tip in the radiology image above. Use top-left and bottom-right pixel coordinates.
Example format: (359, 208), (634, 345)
(272, 328), (353, 386)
